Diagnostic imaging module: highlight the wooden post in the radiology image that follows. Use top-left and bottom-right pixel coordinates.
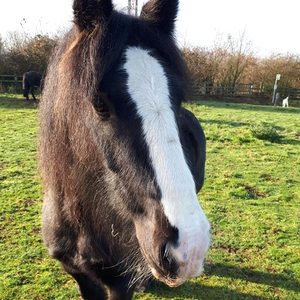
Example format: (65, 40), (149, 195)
(274, 92), (281, 106)
(128, 0), (131, 15)
(272, 74), (280, 104)
(135, 0), (138, 16)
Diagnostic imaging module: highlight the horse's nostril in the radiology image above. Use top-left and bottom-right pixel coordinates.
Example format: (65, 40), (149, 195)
(160, 243), (179, 275)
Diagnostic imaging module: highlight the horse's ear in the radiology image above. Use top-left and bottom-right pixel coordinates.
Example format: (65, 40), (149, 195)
(73, 0), (113, 32)
(140, 0), (179, 35)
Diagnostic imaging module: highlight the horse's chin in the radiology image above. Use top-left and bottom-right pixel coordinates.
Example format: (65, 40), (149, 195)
(150, 268), (185, 287)
(149, 258), (205, 287)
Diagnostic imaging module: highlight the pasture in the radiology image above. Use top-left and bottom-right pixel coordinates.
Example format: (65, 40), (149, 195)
(0, 94), (299, 299)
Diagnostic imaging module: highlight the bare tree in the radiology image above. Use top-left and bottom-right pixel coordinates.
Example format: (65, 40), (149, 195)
(0, 32), (58, 75)
(217, 31), (254, 93)
(183, 30), (255, 95)
(0, 35), (5, 73)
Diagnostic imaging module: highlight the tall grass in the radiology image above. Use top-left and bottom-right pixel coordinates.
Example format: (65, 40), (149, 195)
(0, 94), (299, 299)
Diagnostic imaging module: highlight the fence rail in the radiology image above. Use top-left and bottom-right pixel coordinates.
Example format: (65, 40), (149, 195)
(0, 75), (23, 93)
(193, 82), (300, 100)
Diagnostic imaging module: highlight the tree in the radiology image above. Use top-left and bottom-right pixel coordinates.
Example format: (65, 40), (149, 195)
(0, 35), (5, 74)
(0, 32), (58, 75)
(216, 31), (254, 93)
(182, 31), (255, 95)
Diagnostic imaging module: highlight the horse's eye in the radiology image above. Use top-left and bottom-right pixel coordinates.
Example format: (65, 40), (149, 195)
(94, 101), (109, 114)
(94, 94), (110, 118)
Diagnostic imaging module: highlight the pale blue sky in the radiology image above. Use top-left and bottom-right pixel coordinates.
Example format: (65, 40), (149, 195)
(1, 0), (299, 57)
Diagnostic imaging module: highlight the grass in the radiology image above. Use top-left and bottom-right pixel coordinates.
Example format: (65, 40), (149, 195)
(0, 94), (299, 300)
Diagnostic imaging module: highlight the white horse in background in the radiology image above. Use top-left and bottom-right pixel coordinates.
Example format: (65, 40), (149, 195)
(282, 96), (289, 107)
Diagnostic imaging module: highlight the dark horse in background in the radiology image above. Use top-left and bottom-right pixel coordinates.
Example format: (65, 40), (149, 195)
(22, 71), (44, 100)
(39, 0), (210, 299)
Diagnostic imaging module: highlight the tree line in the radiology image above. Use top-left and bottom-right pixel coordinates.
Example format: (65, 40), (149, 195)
(1, 30), (299, 97)
(182, 33), (300, 98)
(0, 31), (57, 75)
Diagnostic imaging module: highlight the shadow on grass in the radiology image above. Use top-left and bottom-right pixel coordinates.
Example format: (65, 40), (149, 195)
(199, 101), (300, 114)
(200, 118), (249, 128)
(0, 95), (39, 109)
(198, 119), (300, 145)
(146, 262), (299, 300)
(276, 138), (300, 145)
(148, 281), (270, 300)
(205, 263), (299, 292)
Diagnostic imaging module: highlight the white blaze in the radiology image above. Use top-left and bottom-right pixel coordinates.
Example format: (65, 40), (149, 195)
(124, 47), (210, 280)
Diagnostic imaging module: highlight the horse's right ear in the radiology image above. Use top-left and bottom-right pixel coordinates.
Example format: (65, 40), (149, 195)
(140, 0), (179, 36)
(73, 0), (113, 32)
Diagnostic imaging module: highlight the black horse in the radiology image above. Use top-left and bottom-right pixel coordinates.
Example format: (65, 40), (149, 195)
(39, 0), (210, 299)
(22, 71), (44, 100)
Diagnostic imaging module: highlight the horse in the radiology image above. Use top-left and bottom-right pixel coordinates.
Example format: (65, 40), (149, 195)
(39, 0), (210, 299)
(22, 71), (43, 100)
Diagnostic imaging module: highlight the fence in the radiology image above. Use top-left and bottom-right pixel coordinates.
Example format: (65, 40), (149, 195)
(0, 75), (23, 93)
(1, 75), (300, 102)
(193, 82), (300, 101)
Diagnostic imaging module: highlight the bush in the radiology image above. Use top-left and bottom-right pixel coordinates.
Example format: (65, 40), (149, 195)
(250, 122), (282, 142)
(0, 32), (58, 75)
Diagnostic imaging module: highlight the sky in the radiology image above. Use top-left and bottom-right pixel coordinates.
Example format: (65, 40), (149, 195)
(1, 0), (299, 57)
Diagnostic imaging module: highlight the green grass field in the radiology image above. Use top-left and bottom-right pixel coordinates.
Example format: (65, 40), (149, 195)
(0, 94), (299, 300)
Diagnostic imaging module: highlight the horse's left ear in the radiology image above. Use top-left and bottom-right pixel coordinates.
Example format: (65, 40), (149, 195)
(73, 0), (113, 32)
(140, 0), (179, 35)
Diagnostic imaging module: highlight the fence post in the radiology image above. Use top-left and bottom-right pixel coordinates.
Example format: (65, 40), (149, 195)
(274, 92), (281, 106)
(15, 76), (18, 89)
(272, 74), (281, 104)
